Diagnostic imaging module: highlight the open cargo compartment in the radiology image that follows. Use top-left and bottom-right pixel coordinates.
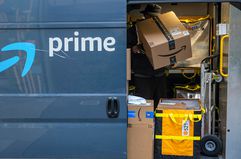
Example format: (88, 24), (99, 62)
(127, 2), (214, 107)
(126, 2), (233, 159)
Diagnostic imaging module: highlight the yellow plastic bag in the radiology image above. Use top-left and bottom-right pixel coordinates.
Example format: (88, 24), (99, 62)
(162, 109), (194, 156)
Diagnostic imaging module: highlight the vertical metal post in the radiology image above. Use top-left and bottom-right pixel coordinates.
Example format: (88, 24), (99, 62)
(201, 63), (213, 136)
(212, 83), (216, 135)
(225, 4), (241, 159)
(207, 73), (212, 135)
(200, 64), (206, 137)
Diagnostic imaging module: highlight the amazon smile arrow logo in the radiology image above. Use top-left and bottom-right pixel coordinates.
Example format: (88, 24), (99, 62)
(158, 45), (186, 57)
(0, 42), (36, 77)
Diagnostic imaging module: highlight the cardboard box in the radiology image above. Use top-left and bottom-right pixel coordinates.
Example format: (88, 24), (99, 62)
(137, 11), (192, 69)
(128, 100), (154, 159)
(127, 48), (131, 80)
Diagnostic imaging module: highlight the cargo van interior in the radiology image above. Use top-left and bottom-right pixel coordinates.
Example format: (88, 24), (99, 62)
(126, 2), (236, 158)
(127, 2), (217, 103)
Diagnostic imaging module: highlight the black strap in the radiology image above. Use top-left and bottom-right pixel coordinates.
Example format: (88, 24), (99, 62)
(153, 16), (176, 50)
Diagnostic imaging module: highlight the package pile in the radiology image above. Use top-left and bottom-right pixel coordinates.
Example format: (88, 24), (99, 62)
(128, 96), (204, 159)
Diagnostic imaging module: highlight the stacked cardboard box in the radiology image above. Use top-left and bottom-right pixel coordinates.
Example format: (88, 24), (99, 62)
(128, 100), (154, 159)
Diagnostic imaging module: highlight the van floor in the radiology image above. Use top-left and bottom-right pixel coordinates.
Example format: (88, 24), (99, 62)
(201, 156), (222, 159)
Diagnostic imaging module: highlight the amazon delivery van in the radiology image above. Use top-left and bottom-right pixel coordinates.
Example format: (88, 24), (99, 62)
(0, 0), (126, 158)
(0, 0), (241, 159)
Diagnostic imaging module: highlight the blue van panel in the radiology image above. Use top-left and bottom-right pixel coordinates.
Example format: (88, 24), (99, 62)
(0, 95), (127, 158)
(0, 95), (126, 120)
(0, 0), (127, 158)
(0, 0), (126, 23)
(0, 122), (126, 158)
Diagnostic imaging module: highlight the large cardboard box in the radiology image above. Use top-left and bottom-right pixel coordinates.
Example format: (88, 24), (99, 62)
(128, 100), (154, 159)
(137, 11), (192, 69)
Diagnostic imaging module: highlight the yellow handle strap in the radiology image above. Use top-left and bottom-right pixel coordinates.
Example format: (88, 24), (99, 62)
(156, 113), (189, 118)
(155, 113), (203, 123)
(169, 113), (189, 125)
(201, 107), (206, 114)
(181, 70), (197, 80)
(156, 113), (202, 119)
(155, 135), (201, 141)
(155, 113), (169, 118)
(179, 15), (210, 24)
(220, 35), (229, 78)
(175, 84), (201, 91)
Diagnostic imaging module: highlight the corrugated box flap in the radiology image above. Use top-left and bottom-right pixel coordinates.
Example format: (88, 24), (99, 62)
(128, 100), (154, 124)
